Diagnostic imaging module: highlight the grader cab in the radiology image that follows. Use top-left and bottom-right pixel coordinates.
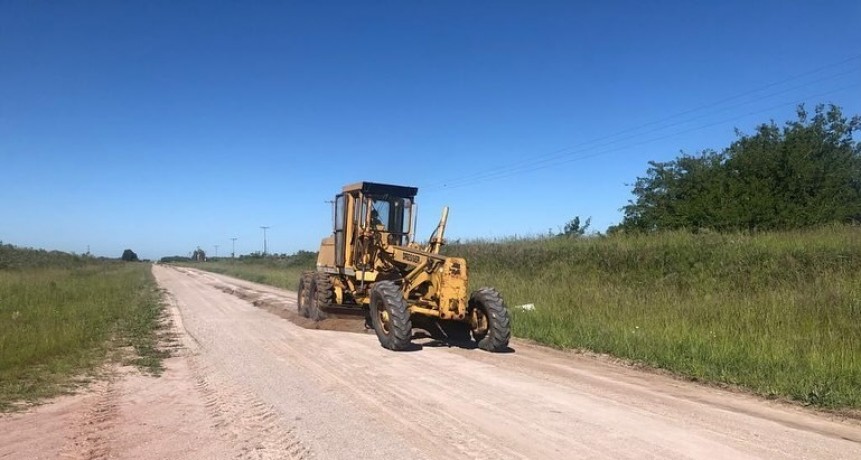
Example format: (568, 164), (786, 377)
(298, 181), (510, 352)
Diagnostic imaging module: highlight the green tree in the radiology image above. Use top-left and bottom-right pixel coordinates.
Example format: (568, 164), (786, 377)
(561, 216), (591, 237)
(621, 104), (861, 231)
(121, 249), (139, 262)
(192, 247), (206, 262)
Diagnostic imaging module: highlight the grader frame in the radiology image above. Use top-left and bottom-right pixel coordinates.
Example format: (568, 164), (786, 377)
(298, 181), (510, 352)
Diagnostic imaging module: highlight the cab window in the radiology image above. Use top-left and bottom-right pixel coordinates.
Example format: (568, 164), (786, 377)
(371, 200), (390, 229)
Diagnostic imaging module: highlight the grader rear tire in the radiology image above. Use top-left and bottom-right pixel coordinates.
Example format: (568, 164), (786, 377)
(309, 273), (332, 321)
(297, 272), (313, 318)
(369, 281), (413, 351)
(469, 287), (511, 352)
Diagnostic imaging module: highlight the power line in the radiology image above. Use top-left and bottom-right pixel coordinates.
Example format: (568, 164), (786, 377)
(423, 54), (861, 191)
(441, 83), (861, 189)
(429, 67), (860, 190)
(429, 82), (861, 191)
(430, 56), (861, 189)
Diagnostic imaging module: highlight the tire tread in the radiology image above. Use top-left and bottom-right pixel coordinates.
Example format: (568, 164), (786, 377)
(469, 287), (511, 352)
(370, 281), (413, 351)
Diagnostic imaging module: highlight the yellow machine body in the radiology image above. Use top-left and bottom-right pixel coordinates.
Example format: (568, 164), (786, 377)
(315, 182), (469, 321)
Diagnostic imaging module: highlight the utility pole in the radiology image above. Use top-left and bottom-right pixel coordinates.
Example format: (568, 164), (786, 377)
(214, 245), (219, 259)
(260, 226), (270, 256)
(230, 237), (237, 259)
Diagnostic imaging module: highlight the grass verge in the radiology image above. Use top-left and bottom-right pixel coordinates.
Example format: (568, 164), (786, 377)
(178, 260), (309, 292)
(0, 254), (166, 411)
(448, 226), (861, 410)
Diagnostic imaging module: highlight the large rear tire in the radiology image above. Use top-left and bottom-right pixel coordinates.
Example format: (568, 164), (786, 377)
(297, 272), (313, 318)
(469, 288), (511, 352)
(369, 281), (413, 351)
(309, 273), (332, 321)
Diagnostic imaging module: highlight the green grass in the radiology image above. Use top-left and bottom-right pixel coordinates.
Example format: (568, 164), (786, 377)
(0, 243), (95, 270)
(0, 247), (166, 411)
(447, 225), (861, 409)
(178, 258), (312, 291)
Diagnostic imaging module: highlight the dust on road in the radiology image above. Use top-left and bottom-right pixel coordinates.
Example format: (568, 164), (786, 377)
(3, 264), (860, 459)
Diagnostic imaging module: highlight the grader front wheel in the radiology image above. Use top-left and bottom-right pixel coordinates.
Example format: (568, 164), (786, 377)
(469, 288), (511, 352)
(369, 281), (413, 351)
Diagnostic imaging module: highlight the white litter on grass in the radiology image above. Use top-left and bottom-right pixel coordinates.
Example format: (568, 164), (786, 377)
(513, 303), (535, 311)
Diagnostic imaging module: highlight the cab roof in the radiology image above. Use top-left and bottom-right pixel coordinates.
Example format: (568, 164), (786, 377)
(342, 181), (418, 198)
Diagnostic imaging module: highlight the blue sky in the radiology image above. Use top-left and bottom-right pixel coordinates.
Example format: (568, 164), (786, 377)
(2, 1), (860, 259)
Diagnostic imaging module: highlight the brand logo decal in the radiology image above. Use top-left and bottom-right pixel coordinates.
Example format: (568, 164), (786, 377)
(402, 253), (421, 264)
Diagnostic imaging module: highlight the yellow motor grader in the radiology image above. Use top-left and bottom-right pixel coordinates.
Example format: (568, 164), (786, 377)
(299, 181), (510, 352)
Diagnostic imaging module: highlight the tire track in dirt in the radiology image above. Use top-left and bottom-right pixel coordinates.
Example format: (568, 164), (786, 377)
(261, 334), (523, 460)
(193, 273), (524, 457)
(60, 378), (118, 460)
(210, 282), (369, 334)
(163, 282), (313, 460)
(190, 358), (311, 460)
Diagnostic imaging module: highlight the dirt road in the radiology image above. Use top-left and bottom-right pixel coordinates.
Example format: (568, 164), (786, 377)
(4, 265), (861, 459)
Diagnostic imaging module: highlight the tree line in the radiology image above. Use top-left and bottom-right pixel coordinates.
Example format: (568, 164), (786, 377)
(612, 104), (861, 233)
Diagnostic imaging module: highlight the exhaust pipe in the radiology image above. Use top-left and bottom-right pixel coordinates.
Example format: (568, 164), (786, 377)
(430, 206), (449, 254)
